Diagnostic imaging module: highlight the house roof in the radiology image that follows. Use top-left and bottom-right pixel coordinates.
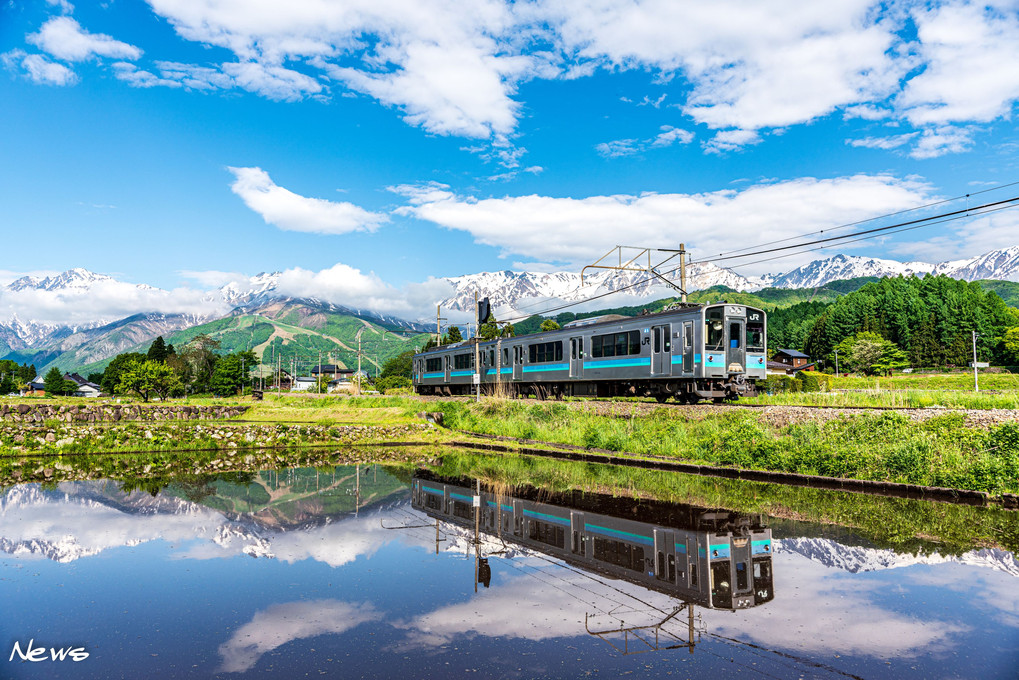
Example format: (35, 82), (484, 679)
(65, 373), (101, 390)
(773, 349), (810, 359)
(310, 364), (352, 374)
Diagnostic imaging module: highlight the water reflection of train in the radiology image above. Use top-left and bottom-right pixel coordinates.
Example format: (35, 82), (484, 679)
(411, 472), (774, 611)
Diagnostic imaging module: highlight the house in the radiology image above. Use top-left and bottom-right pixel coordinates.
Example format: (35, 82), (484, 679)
(291, 376), (319, 392)
(26, 376), (46, 395)
(767, 349), (815, 376)
(65, 373), (102, 397)
(310, 364), (355, 381)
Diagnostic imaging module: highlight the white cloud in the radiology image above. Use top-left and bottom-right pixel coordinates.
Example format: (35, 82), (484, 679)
(112, 62), (182, 89)
(847, 132), (918, 150)
(910, 125), (975, 159)
(892, 207), (1019, 261)
(541, 0), (907, 132)
(899, 1), (1019, 126)
(221, 61), (322, 101)
(1, 49), (78, 86)
(218, 601), (382, 673)
(227, 166), (387, 235)
(597, 125), (694, 157)
(274, 263), (453, 318)
(27, 16), (141, 62)
(394, 174), (934, 276)
(0, 281), (226, 326)
(703, 128), (763, 153)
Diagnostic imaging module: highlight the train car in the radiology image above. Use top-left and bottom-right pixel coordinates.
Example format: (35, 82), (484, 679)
(412, 302), (766, 402)
(411, 472), (775, 611)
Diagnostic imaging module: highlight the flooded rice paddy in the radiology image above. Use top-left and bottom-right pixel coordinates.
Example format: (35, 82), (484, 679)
(1, 456), (1016, 679)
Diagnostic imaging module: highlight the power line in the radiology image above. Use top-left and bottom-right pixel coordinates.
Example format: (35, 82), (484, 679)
(497, 194), (1019, 324)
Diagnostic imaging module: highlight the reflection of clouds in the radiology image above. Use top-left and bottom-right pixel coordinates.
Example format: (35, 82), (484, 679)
(0, 484), (227, 562)
(395, 557), (677, 649)
(905, 563), (1019, 629)
(709, 553), (966, 657)
(269, 516), (392, 567)
(218, 600), (381, 673)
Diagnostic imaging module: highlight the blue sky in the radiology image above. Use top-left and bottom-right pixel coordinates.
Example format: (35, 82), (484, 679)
(2, 0), (1019, 321)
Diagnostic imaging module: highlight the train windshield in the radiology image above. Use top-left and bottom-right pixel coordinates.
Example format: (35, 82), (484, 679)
(705, 308), (725, 350)
(711, 561), (733, 609)
(747, 322), (765, 352)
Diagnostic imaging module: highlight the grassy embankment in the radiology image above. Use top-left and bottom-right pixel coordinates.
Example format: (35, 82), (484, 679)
(423, 399), (1019, 496)
(431, 450), (1019, 555)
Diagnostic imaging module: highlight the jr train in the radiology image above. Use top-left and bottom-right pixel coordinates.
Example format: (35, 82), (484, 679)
(413, 302), (766, 402)
(411, 472), (775, 610)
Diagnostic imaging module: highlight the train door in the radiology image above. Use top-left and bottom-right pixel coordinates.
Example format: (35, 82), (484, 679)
(443, 354), (451, 382)
(571, 511), (586, 555)
(651, 324), (671, 376)
(512, 345), (523, 381)
(682, 322), (694, 373)
(569, 336), (584, 378)
(654, 529), (676, 583)
(726, 318), (745, 372)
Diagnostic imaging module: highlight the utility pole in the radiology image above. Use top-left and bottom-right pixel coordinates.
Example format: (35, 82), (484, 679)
(436, 305), (442, 346)
(474, 292), (481, 402)
(357, 332), (362, 396)
(679, 242), (687, 303)
(318, 351), (322, 394)
(973, 331), (979, 392)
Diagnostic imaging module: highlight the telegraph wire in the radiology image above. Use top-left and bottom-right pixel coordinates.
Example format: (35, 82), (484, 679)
(495, 194), (1019, 324)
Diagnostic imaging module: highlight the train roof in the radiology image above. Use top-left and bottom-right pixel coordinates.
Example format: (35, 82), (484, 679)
(415, 301), (764, 356)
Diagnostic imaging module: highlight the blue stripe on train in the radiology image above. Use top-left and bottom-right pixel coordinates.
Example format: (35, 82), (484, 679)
(584, 358), (651, 369)
(522, 364), (568, 373)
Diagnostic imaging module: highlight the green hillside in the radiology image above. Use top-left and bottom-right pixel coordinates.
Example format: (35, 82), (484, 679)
(78, 301), (432, 377)
(513, 277), (875, 336)
(977, 279), (1019, 307)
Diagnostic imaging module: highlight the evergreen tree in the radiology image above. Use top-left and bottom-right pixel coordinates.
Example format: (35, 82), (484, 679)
(44, 367), (67, 396)
(147, 336), (169, 363)
(444, 326), (463, 344)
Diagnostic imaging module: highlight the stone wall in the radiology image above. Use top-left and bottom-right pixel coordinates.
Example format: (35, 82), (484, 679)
(0, 403), (248, 423)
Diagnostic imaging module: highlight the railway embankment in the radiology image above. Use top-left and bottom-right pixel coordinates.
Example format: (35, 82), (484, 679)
(422, 399), (1019, 499)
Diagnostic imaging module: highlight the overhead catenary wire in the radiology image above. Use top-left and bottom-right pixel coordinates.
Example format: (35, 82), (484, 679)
(495, 193), (1019, 325)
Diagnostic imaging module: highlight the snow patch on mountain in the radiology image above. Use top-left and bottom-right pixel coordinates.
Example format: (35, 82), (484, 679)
(774, 537), (1019, 577)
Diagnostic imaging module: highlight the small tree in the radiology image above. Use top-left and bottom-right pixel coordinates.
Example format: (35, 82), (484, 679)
(44, 367), (70, 396)
(118, 360), (156, 402)
(444, 326), (463, 344)
(1004, 326), (1019, 364)
(539, 319), (561, 332)
(381, 351), (414, 379)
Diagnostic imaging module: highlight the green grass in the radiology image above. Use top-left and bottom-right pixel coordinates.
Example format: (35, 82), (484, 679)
(744, 389), (1019, 409)
(427, 400), (1019, 496)
(832, 371), (1019, 391)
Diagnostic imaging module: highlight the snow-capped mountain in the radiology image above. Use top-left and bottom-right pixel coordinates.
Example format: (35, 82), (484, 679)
(217, 271), (282, 307)
(774, 536), (1019, 578)
(437, 262), (768, 314)
(6, 268), (153, 293)
(936, 246), (1019, 281)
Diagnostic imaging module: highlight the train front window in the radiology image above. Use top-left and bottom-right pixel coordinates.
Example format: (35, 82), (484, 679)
(729, 323), (741, 349)
(711, 562), (733, 609)
(747, 322), (765, 352)
(706, 309), (724, 350)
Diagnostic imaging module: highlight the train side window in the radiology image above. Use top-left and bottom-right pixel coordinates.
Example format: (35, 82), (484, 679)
(691, 562), (698, 586)
(664, 329), (671, 353)
(425, 358), (442, 372)
(668, 554), (676, 583)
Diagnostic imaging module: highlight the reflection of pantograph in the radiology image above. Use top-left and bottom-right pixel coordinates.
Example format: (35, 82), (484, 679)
(585, 601), (703, 655)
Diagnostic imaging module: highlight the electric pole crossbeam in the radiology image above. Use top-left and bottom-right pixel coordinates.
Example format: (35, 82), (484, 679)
(580, 245), (689, 302)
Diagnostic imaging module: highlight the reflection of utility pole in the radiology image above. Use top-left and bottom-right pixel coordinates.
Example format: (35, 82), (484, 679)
(473, 478), (481, 593)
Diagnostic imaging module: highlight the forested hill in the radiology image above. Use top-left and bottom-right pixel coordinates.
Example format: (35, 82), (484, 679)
(804, 276), (1016, 365)
(512, 277), (876, 336)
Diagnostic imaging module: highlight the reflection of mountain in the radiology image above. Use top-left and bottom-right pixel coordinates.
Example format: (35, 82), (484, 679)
(775, 537), (1019, 578)
(0, 466), (410, 563)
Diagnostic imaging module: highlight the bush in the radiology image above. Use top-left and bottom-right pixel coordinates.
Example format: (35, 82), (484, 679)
(374, 375), (411, 392)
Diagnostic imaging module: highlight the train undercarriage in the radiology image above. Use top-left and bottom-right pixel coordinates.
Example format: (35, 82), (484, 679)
(415, 376), (757, 403)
